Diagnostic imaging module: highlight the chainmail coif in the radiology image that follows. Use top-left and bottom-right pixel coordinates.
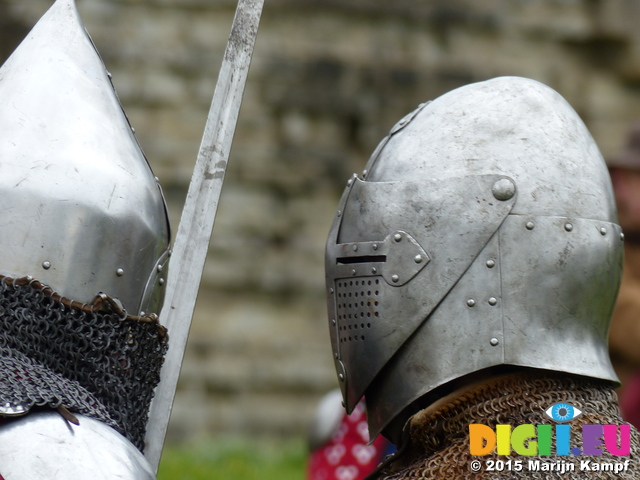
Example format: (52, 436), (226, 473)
(0, 275), (168, 452)
(373, 372), (640, 479)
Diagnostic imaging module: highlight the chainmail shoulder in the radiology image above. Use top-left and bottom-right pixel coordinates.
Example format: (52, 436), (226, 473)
(375, 372), (640, 480)
(0, 275), (168, 451)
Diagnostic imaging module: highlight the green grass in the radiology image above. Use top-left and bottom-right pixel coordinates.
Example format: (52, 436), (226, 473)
(157, 437), (307, 480)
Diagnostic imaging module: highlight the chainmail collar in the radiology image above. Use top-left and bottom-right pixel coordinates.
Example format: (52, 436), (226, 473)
(372, 371), (640, 479)
(0, 275), (168, 451)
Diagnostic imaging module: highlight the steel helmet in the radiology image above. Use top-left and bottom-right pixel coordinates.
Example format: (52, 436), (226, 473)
(325, 76), (623, 444)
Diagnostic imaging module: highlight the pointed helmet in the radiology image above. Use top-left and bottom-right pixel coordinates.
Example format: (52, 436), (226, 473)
(0, 0), (170, 315)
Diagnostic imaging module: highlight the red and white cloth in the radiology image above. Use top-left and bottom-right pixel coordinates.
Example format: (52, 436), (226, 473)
(307, 400), (393, 480)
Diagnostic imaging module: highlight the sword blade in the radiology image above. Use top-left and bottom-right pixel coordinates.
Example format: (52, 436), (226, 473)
(144, 0), (264, 470)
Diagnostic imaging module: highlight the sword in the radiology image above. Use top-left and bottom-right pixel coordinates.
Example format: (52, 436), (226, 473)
(144, 0), (264, 470)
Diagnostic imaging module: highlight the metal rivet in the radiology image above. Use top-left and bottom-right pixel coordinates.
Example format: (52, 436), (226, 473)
(490, 338), (499, 346)
(159, 278), (165, 286)
(486, 259), (496, 268)
(339, 373), (345, 382)
(526, 221), (535, 230)
(332, 319), (336, 325)
(372, 244), (378, 251)
(565, 223), (573, 232)
(335, 352), (339, 359)
(391, 274), (399, 283)
(394, 233), (403, 242)
(600, 227), (607, 236)
(492, 178), (516, 201)
(351, 269), (357, 276)
(352, 245), (358, 252)
(107, 71), (112, 79)
(42, 261), (51, 270)
(154, 176), (160, 182)
(116, 268), (124, 277)
(414, 255), (423, 264)
(337, 210), (342, 217)
(621, 232), (625, 241)
(371, 267), (377, 274)
(488, 297), (497, 306)
(347, 178), (353, 186)
(362, 169), (368, 177)
(131, 127), (136, 134)
(330, 288), (334, 294)
(157, 264), (163, 272)
(467, 298), (476, 307)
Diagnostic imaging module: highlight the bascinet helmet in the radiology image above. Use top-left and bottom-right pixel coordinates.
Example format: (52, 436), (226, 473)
(325, 76), (623, 444)
(0, 0), (170, 315)
(0, 0), (170, 465)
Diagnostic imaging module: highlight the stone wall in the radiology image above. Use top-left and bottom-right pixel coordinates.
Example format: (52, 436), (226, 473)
(2, 0), (640, 444)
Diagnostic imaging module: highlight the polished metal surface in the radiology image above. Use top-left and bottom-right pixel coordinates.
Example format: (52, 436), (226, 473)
(144, 0), (264, 470)
(0, 411), (155, 479)
(325, 76), (623, 443)
(0, 0), (170, 315)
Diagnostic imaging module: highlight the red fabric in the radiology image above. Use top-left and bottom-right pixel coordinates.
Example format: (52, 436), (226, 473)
(620, 371), (640, 429)
(307, 401), (391, 480)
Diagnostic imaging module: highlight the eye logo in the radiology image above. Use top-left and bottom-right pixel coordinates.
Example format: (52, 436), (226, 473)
(545, 403), (582, 423)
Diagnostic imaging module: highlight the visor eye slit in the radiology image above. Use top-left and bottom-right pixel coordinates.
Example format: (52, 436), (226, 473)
(336, 255), (387, 265)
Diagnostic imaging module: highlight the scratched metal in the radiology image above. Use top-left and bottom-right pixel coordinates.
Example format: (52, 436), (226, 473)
(324, 77), (624, 443)
(0, 0), (171, 316)
(0, 411), (156, 479)
(144, 0), (265, 470)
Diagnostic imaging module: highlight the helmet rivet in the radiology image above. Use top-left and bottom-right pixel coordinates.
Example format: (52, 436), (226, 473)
(394, 233), (403, 242)
(159, 278), (165, 286)
(488, 297), (497, 306)
(526, 221), (535, 230)
(339, 373), (345, 382)
(467, 298), (476, 307)
(337, 210), (342, 217)
(371, 267), (377, 274)
(332, 319), (336, 325)
(372, 244), (378, 251)
(347, 178), (353, 186)
(414, 255), (423, 264)
(116, 268), (124, 277)
(600, 227), (607, 236)
(157, 264), (163, 272)
(492, 178), (516, 201)
(330, 288), (334, 294)
(42, 261), (51, 270)
(621, 232), (625, 241)
(362, 169), (368, 177)
(351, 269), (357, 276)
(486, 259), (496, 268)
(564, 223), (573, 232)
(391, 274), (399, 283)
(353, 244), (358, 252)
(490, 337), (499, 346)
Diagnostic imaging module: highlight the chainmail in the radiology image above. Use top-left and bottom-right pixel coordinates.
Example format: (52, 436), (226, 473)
(374, 372), (640, 480)
(0, 275), (168, 452)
